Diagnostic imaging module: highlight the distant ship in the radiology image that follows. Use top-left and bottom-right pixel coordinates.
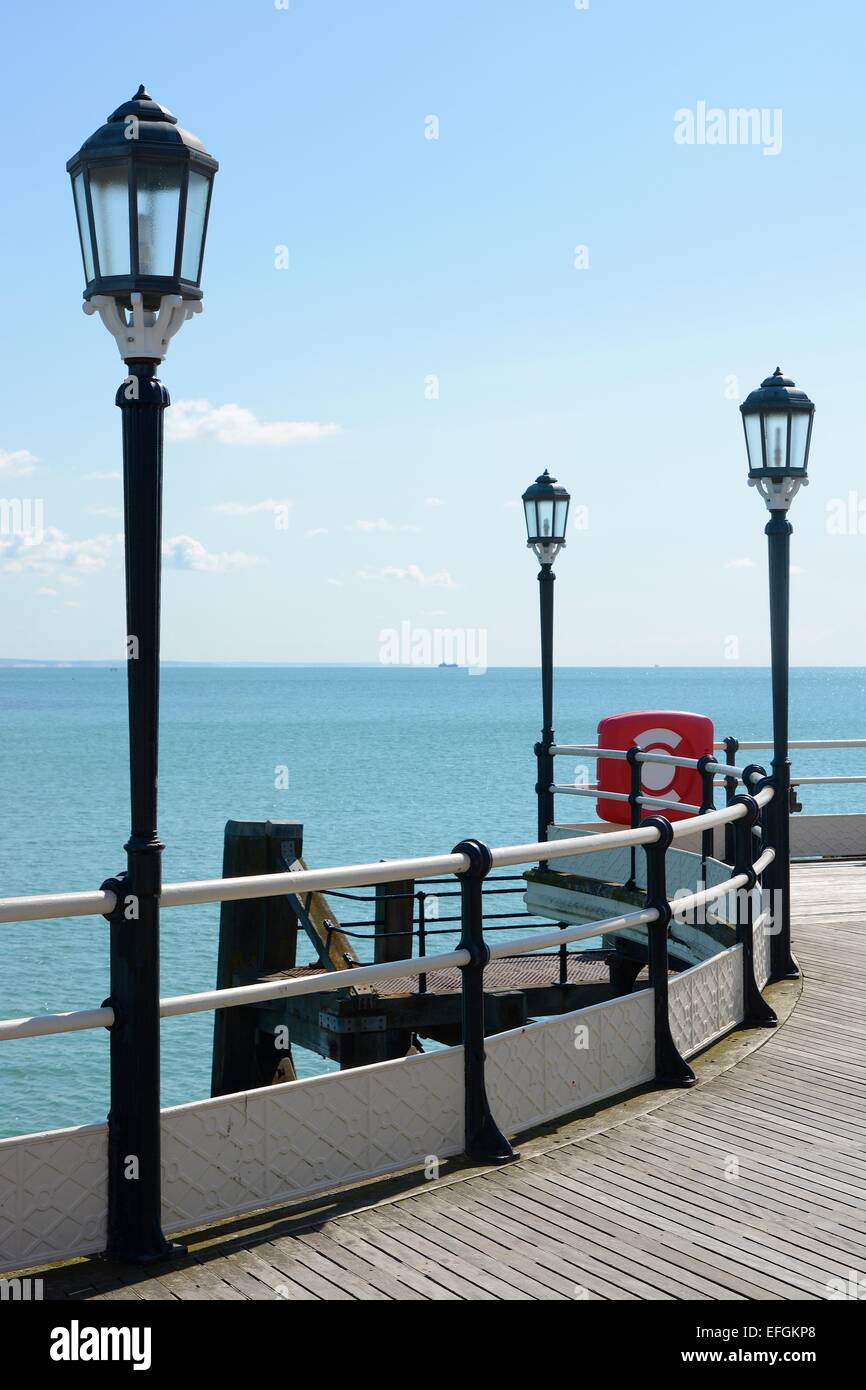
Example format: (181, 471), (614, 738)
(438, 661), (459, 668)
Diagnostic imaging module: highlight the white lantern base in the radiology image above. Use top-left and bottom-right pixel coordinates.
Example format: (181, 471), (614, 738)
(83, 292), (201, 362)
(529, 540), (564, 565)
(749, 475), (808, 512)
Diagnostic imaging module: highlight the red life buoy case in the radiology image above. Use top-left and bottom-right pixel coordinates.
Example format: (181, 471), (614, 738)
(596, 711), (714, 825)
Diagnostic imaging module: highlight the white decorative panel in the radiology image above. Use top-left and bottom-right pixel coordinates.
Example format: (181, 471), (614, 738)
(667, 947), (743, 1058)
(668, 969), (694, 1055)
(160, 1046), (464, 1233)
(0, 1123), (107, 1272)
(718, 943), (743, 1031)
(754, 908), (773, 989)
(485, 989), (655, 1135)
(0, 1049), (463, 1274)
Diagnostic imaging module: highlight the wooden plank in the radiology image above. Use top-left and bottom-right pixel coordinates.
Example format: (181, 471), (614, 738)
(338, 1213), (499, 1300)
(257, 1239), (354, 1300)
(227, 1247), (320, 1301)
(295, 1229), (423, 1300)
(411, 1192), (665, 1299)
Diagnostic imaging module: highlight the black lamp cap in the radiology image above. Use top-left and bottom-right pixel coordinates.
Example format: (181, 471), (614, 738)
(66, 87), (218, 171)
(522, 469), (570, 502)
(740, 367), (815, 416)
(106, 84), (179, 125)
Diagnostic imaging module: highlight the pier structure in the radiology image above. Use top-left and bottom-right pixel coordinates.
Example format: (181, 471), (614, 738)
(32, 855), (866, 1301)
(1, 732), (866, 1295)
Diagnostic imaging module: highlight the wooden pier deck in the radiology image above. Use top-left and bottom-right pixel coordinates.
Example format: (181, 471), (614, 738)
(42, 861), (866, 1300)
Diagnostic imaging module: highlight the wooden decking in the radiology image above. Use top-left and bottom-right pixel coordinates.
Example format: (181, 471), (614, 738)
(43, 861), (866, 1300)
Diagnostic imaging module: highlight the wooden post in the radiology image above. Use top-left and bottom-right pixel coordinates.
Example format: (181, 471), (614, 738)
(374, 878), (415, 964)
(210, 820), (302, 1096)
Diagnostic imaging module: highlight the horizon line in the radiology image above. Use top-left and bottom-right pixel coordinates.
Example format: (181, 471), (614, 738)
(1, 660), (865, 672)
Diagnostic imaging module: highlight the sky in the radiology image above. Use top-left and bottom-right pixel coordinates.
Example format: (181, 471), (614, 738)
(1, 0), (865, 667)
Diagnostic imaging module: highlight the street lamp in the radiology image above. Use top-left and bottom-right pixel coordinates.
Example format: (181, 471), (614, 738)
(740, 368), (815, 981)
(68, 84), (217, 358)
(522, 470), (570, 844)
(68, 88), (218, 1263)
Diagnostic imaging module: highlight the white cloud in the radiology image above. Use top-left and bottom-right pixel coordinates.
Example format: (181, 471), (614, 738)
(37, 586), (58, 597)
(167, 400), (340, 446)
(0, 528), (115, 574)
(348, 519), (420, 533)
(725, 557), (756, 570)
(162, 534), (261, 573)
(83, 470), (121, 482)
(214, 499), (292, 517)
(0, 449), (37, 477)
(425, 497), (445, 507)
(790, 564), (807, 575)
(357, 564), (456, 589)
(306, 527), (329, 538)
(326, 577), (344, 587)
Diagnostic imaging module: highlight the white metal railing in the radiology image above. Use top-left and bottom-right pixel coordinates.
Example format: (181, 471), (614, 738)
(0, 788), (770, 928)
(718, 739), (866, 750)
(552, 745), (762, 778)
(550, 740), (866, 796)
(0, 784), (774, 1043)
(791, 775), (866, 786)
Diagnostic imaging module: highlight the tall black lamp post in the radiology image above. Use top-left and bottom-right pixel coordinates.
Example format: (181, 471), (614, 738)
(68, 87), (218, 1262)
(740, 368), (815, 982)
(522, 470), (570, 845)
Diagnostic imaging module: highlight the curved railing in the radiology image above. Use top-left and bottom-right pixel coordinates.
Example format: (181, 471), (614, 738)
(0, 742), (798, 1273)
(0, 774), (773, 1041)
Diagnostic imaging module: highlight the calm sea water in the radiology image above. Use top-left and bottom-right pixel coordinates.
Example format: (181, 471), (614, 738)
(0, 664), (863, 1137)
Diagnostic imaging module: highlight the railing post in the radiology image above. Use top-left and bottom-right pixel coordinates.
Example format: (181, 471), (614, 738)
(729, 794), (778, 1028)
(453, 839), (515, 1164)
(417, 890), (428, 995)
(641, 816), (696, 1088)
(558, 920), (568, 985)
(696, 753), (716, 883)
(741, 764), (767, 826)
(750, 767), (793, 983)
(723, 735), (739, 865)
(624, 745), (642, 889)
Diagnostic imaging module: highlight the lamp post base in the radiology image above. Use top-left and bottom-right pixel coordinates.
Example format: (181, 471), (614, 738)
(105, 1237), (187, 1267)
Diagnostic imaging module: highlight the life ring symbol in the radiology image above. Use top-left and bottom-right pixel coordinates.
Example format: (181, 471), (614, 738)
(635, 727), (684, 804)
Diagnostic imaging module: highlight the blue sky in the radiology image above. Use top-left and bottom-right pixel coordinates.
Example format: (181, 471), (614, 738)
(1, 0), (864, 665)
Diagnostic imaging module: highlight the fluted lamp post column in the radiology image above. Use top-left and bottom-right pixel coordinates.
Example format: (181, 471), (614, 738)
(67, 86), (218, 1262)
(740, 368), (815, 983)
(522, 470), (570, 847)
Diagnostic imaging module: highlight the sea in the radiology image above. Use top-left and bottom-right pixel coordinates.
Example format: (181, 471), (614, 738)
(0, 664), (863, 1138)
